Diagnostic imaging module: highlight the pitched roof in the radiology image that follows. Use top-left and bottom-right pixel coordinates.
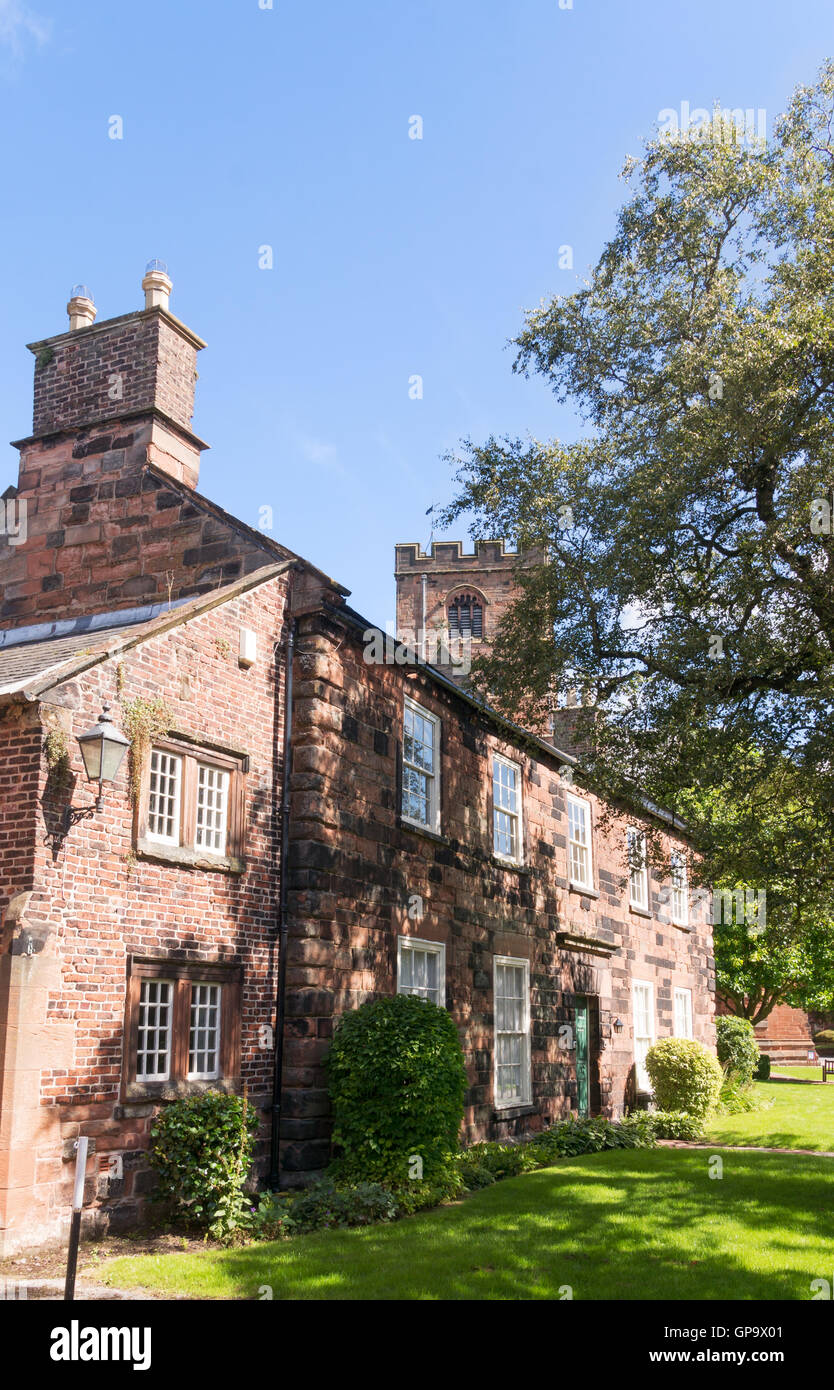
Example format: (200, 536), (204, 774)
(0, 561), (294, 699)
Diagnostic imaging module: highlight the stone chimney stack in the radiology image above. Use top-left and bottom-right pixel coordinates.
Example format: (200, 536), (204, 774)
(19, 263), (207, 490)
(0, 267), (213, 626)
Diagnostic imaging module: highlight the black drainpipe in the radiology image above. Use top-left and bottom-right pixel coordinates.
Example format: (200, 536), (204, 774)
(269, 589), (297, 1190)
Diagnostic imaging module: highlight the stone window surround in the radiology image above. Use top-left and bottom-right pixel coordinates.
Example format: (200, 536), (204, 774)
(135, 734), (248, 873)
(122, 956), (242, 1102)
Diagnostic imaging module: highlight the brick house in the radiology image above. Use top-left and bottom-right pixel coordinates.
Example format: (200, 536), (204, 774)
(0, 271), (716, 1254)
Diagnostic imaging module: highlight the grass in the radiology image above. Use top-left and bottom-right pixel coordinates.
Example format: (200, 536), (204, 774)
(99, 1148), (834, 1301)
(706, 1077), (834, 1151)
(771, 1064), (828, 1081)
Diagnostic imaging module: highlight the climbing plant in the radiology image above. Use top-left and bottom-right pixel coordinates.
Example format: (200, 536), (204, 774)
(121, 695), (173, 809)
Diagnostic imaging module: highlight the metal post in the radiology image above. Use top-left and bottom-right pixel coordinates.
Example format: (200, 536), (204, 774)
(64, 1135), (88, 1301)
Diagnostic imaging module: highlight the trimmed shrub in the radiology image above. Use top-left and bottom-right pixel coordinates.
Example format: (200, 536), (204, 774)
(649, 1110), (705, 1141)
(755, 1052), (771, 1081)
(326, 993), (467, 1187)
(813, 1029), (834, 1057)
(715, 1016), (759, 1080)
(644, 1038), (723, 1118)
(149, 1090), (259, 1240)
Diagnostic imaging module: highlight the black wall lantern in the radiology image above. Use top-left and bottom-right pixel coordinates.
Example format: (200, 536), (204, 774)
(64, 703), (130, 830)
(613, 1017), (624, 1034)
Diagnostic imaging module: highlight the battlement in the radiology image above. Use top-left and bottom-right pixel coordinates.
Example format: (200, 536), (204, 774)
(395, 539), (528, 571)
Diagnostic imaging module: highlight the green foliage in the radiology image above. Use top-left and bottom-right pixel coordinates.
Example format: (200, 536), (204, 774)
(393, 1168), (465, 1214)
(755, 1052), (772, 1081)
(438, 61), (834, 994)
(716, 1016), (759, 1080)
(148, 1091), (259, 1241)
(465, 1115), (657, 1177)
(645, 1038), (723, 1118)
(283, 1178), (399, 1233)
(460, 1142), (537, 1180)
(648, 1111), (706, 1141)
(460, 1163), (496, 1191)
(813, 1029), (834, 1056)
(43, 725), (71, 789)
(122, 695), (173, 808)
(326, 993), (467, 1186)
(717, 1079), (773, 1114)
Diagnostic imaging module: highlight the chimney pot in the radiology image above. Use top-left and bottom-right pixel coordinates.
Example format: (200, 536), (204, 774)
(67, 286), (96, 332)
(142, 260), (172, 311)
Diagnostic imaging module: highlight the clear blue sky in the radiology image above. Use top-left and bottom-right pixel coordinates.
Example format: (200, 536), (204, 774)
(1, 0), (832, 625)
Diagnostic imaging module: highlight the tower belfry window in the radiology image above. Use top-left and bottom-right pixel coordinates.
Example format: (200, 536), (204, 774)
(448, 593), (483, 637)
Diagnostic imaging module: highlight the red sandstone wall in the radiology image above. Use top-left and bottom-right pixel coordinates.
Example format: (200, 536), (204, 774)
(281, 608), (715, 1175)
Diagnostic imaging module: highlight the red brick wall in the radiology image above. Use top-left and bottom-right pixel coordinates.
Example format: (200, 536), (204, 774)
(30, 310), (200, 438)
(0, 571), (290, 1250)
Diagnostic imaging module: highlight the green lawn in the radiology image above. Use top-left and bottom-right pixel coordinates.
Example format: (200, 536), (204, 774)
(771, 1065), (828, 1081)
(100, 1148), (834, 1301)
(705, 1078), (834, 1151)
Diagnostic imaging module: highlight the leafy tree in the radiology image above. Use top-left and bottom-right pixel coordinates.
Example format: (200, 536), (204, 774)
(439, 62), (834, 933)
(714, 900), (834, 1022)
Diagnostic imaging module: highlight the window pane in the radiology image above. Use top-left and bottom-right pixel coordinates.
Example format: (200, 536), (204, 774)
(628, 829), (648, 908)
(493, 760), (520, 860)
(147, 750), (182, 843)
(137, 980), (172, 1079)
(398, 943), (443, 1004)
(569, 798), (591, 886)
(402, 704), (437, 828)
(195, 764), (229, 855)
(494, 959), (529, 1104)
(188, 983), (222, 1078)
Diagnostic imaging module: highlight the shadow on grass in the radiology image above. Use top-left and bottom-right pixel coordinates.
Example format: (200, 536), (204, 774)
(102, 1149), (834, 1301)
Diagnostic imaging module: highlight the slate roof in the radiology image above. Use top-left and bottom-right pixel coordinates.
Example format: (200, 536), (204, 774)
(0, 560), (294, 698)
(0, 624), (148, 692)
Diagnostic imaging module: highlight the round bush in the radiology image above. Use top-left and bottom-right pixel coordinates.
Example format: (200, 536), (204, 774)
(755, 1052), (771, 1081)
(326, 993), (467, 1186)
(813, 1029), (834, 1057)
(149, 1090), (259, 1238)
(644, 1038), (723, 1118)
(715, 1016), (759, 1080)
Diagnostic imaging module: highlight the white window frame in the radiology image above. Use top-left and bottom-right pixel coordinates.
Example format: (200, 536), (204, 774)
(673, 986), (693, 1039)
(567, 792), (594, 890)
(136, 979), (173, 1081)
(493, 754), (523, 864)
(627, 827), (649, 911)
(187, 982), (222, 1081)
(401, 698), (441, 834)
(671, 852), (689, 926)
(146, 749), (182, 846)
(396, 936), (446, 1007)
(195, 762), (230, 857)
(493, 955), (531, 1108)
(632, 979), (655, 1093)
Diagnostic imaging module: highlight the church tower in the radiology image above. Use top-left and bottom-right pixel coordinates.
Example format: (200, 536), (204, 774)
(394, 538), (534, 683)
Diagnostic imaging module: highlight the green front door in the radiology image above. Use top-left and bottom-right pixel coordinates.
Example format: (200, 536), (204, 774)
(575, 997), (590, 1117)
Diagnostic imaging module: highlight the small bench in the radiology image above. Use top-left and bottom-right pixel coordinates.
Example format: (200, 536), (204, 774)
(822, 1059), (834, 1083)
